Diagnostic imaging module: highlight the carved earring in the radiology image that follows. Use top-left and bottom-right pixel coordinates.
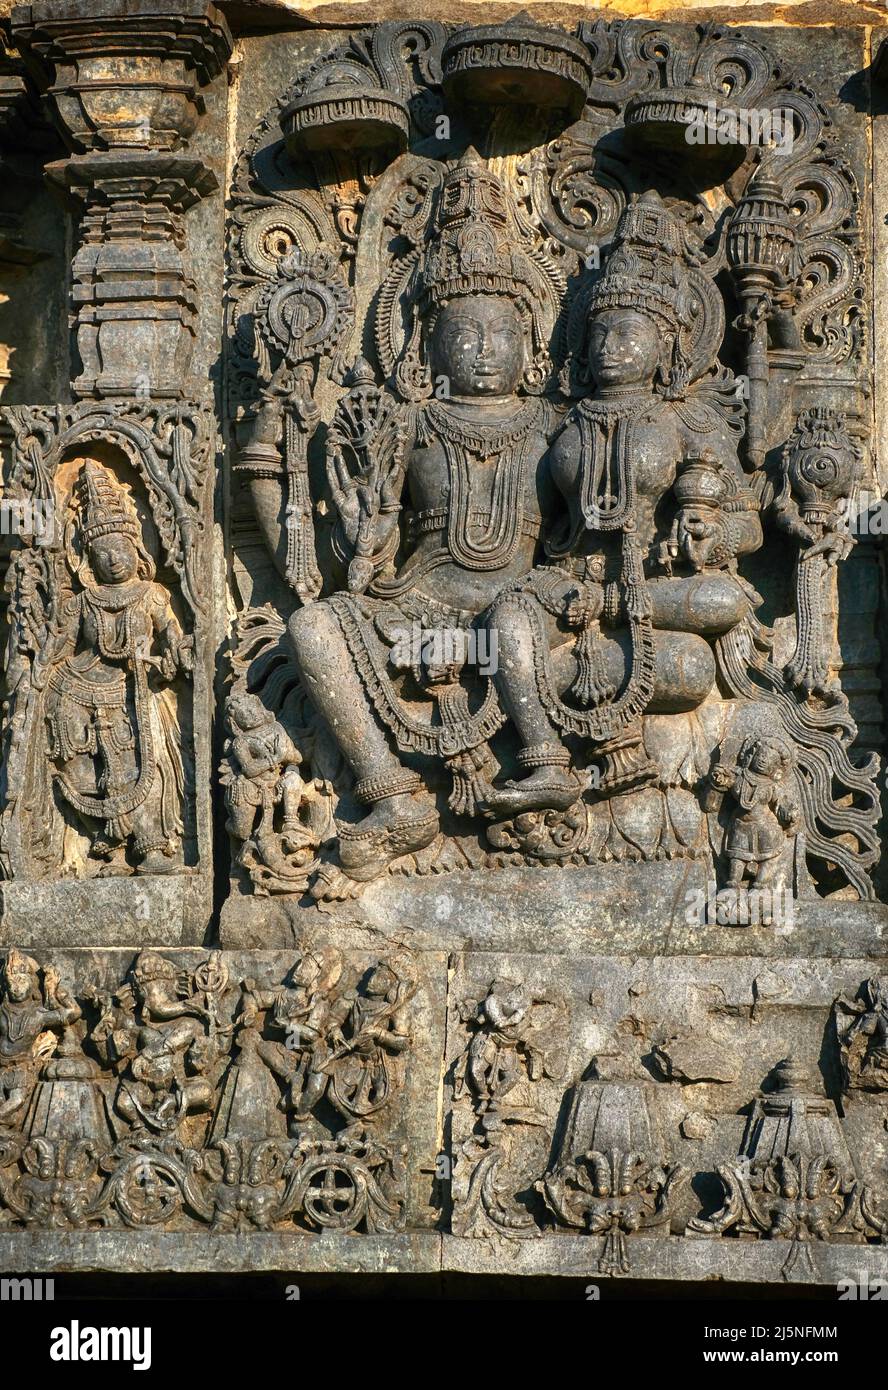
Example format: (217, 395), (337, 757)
(522, 352), (550, 395)
(394, 319), (432, 401)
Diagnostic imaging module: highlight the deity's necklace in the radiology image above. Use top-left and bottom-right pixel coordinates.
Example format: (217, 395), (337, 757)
(577, 390), (654, 533)
(424, 397), (543, 570)
(85, 582), (150, 662)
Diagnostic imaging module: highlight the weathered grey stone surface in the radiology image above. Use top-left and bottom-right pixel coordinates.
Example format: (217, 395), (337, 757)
(0, 2), (886, 1294)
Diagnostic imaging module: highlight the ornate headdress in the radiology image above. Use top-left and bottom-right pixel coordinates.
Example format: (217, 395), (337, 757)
(566, 190), (724, 399)
(75, 460), (140, 546)
(419, 148), (531, 316)
(131, 950), (175, 985)
(377, 148), (563, 398)
(588, 191), (693, 334)
(3, 948), (39, 980)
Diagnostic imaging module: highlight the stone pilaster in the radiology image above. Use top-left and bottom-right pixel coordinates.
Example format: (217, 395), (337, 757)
(12, 0), (231, 399)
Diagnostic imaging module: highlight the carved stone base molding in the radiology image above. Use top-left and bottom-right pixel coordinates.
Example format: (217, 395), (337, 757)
(0, 5), (887, 1295)
(2, 1231), (885, 1286)
(0, 943), (883, 1289)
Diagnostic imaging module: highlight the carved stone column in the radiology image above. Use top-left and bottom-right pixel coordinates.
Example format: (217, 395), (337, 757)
(0, 2), (231, 946)
(12, 0), (231, 399)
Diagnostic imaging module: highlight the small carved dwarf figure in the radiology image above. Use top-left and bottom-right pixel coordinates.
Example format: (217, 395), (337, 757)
(709, 735), (800, 889)
(40, 460), (192, 874)
(247, 946), (349, 1135)
(223, 691), (306, 859)
(454, 977), (552, 1131)
(834, 975), (888, 1093)
(327, 960), (414, 1127)
(466, 979), (539, 1102)
(0, 949), (80, 1126)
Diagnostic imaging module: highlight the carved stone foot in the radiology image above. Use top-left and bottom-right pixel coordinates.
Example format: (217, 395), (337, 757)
(310, 864), (368, 902)
(314, 792), (439, 898)
(479, 766), (584, 817)
(137, 848), (182, 875)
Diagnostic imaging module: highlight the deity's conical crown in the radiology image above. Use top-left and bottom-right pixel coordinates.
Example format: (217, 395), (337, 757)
(3, 947), (38, 978)
(419, 148), (532, 315)
(589, 190), (693, 333)
(75, 460), (140, 546)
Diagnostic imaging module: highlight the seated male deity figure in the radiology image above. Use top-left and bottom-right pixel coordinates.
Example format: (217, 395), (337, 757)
(288, 150), (561, 897)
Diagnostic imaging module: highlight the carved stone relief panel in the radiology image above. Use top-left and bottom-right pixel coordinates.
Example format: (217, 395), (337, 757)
(0, 402), (217, 942)
(221, 18), (882, 945)
(0, 944), (445, 1236)
(443, 953), (888, 1282)
(0, 0), (230, 944)
(0, 5), (886, 1296)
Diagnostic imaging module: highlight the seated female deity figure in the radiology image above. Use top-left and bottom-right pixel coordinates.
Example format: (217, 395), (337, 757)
(480, 191), (762, 818)
(288, 151), (561, 897)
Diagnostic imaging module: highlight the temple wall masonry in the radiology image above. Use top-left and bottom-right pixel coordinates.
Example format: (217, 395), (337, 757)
(0, 0), (886, 1291)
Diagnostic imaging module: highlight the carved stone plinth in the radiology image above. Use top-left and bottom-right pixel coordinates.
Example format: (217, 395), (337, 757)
(49, 152), (214, 397)
(0, 8), (886, 1299)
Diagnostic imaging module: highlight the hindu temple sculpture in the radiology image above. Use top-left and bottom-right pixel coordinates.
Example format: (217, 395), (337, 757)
(706, 734), (800, 896)
(0, 948), (80, 1126)
(0, 400), (211, 910)
(35, 462), (192, 875)
(481, 189), (760, 816)
(0, 3), (887, 1295)
(0, 945), (417, 1234)
(221, 690), (333, 894)
(834, 977), (888, 1095)
(282, 148), (562, 898)
(224, 16), (879, 910)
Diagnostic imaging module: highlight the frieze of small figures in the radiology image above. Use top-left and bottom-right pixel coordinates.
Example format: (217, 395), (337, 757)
(0, 946), (415, 1234)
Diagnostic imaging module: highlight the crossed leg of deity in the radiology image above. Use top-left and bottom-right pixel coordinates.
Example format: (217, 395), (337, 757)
(480, 570), (751, 817)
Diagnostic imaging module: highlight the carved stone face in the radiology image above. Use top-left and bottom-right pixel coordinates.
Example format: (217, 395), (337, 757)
(749, 742), (782, 777)
(431, 294), (524, 397)
(586, 308), (661, 389)
(367, 963), (396, 997)
(229, 693), (268, 732)
(3, 965), (32, 1002)
(89, 533), (139, 585)
(293, 953), (321, 989)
